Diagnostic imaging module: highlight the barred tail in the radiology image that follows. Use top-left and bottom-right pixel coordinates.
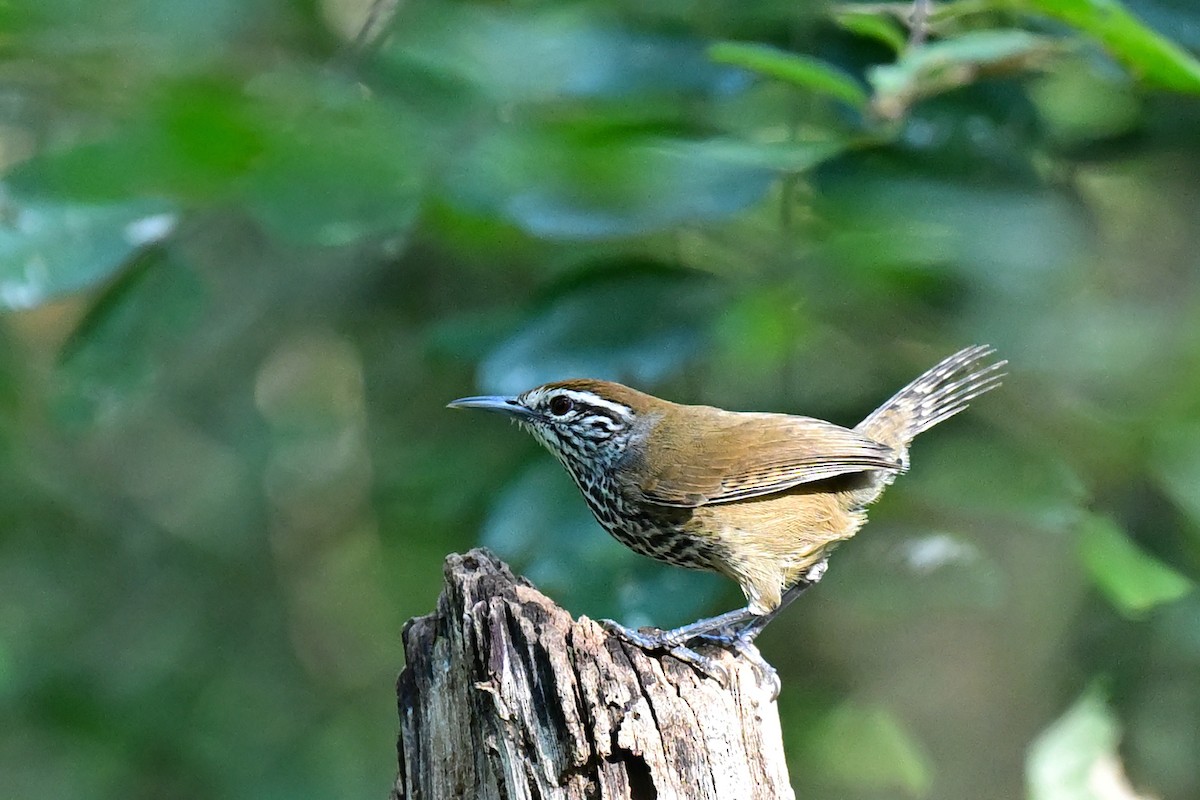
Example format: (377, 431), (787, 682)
(856, 345), (1006, 452)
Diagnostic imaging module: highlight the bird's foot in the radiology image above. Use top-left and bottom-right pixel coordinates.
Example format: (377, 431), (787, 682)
(683, 625), (782, 700)
(729, 634), (781, 699)
(600, 619), (782, 696)
(600, 619), (729, 684)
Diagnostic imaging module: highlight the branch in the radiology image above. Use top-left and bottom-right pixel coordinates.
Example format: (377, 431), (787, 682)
(392, 548), (794, 799)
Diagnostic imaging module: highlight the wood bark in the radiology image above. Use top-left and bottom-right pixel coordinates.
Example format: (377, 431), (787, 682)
(392, 548), (794, 800)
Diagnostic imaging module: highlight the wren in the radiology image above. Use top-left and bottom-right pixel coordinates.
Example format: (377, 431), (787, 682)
(449, 345), (1004, 677)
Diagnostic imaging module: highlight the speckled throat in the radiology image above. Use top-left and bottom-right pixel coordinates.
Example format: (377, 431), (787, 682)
(558, 457), (720, 570)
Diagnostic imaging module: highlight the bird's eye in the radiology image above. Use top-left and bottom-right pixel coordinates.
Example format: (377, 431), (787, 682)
(548, 395), (574, 416)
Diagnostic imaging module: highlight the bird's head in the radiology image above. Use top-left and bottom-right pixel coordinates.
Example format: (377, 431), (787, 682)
(448, 379), (657, 469)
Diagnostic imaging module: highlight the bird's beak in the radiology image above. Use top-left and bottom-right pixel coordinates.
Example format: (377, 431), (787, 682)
(446, 395), (537, 420)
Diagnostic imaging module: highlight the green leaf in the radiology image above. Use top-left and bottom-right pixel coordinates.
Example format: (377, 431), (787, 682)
(238, 70), (428, 245)
(1029, 58), (1142, 146)
(8, 77), (269, 202)
(445, 129), (789, 239)
(804, 703), (933, 796)
(0, 192), (175, 310)
(1153, 424), (1200, 536)
(1027, 687), (1150, 800)
(11, 71), (428, 247)
(11, 0), (246, 70)
(55, 247), (204, 427)
(676, 137), (847, 173)
(385, 5), (730, 103)
(1021, 0), (1200, 94)
(711, 288), (815, 374)
(868, 30), (1062, 119)
(709, 41), (869, 108)
(479, 264), (722, 393)
(835, 11), (908, 53)
(1078, 514), (1192, 616)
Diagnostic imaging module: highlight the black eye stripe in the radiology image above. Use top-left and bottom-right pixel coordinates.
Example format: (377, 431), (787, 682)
(537, 392), (633, 436)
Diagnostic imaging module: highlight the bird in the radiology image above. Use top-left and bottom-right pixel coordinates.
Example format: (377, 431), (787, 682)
(449, 345), (1005, 677)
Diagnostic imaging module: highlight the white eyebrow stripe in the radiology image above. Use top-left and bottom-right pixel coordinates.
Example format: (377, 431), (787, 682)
(556, 390), (633, 420)
(581, 415), (620, 434)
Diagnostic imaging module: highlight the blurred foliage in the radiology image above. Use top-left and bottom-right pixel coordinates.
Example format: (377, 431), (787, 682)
(1027, 686), (1159, 800)
(2, 0), (1200, 798)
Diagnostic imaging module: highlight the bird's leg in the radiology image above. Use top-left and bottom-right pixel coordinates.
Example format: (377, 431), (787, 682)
(600, 606), (756, 683)
(599, 560), (829, 688)
(703, 560), (829, 698)
(666, 559), (828, 649)
(733, 559), (829, 643)
(602, 605), (756, 650)
(606, 601), (790, 698)
(600, 622), (730, 683)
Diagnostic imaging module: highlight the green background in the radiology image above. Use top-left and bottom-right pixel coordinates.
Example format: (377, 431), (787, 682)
(2, 0), (1199, 798)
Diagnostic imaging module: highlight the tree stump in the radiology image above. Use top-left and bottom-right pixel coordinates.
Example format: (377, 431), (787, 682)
(392, 548), (794, 800)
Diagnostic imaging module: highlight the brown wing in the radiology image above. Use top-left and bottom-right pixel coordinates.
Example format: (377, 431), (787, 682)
(619, 407), (902, 508)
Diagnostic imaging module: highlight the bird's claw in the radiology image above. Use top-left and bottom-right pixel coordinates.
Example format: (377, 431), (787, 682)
(675, 625), (781, 699)
(600, 619), (730, 683)
(723, 633), (781, 699)
(600, 618), (785, 695)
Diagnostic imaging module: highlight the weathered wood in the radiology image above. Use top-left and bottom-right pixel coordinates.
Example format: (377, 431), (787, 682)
(392, 548), (794, 800)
